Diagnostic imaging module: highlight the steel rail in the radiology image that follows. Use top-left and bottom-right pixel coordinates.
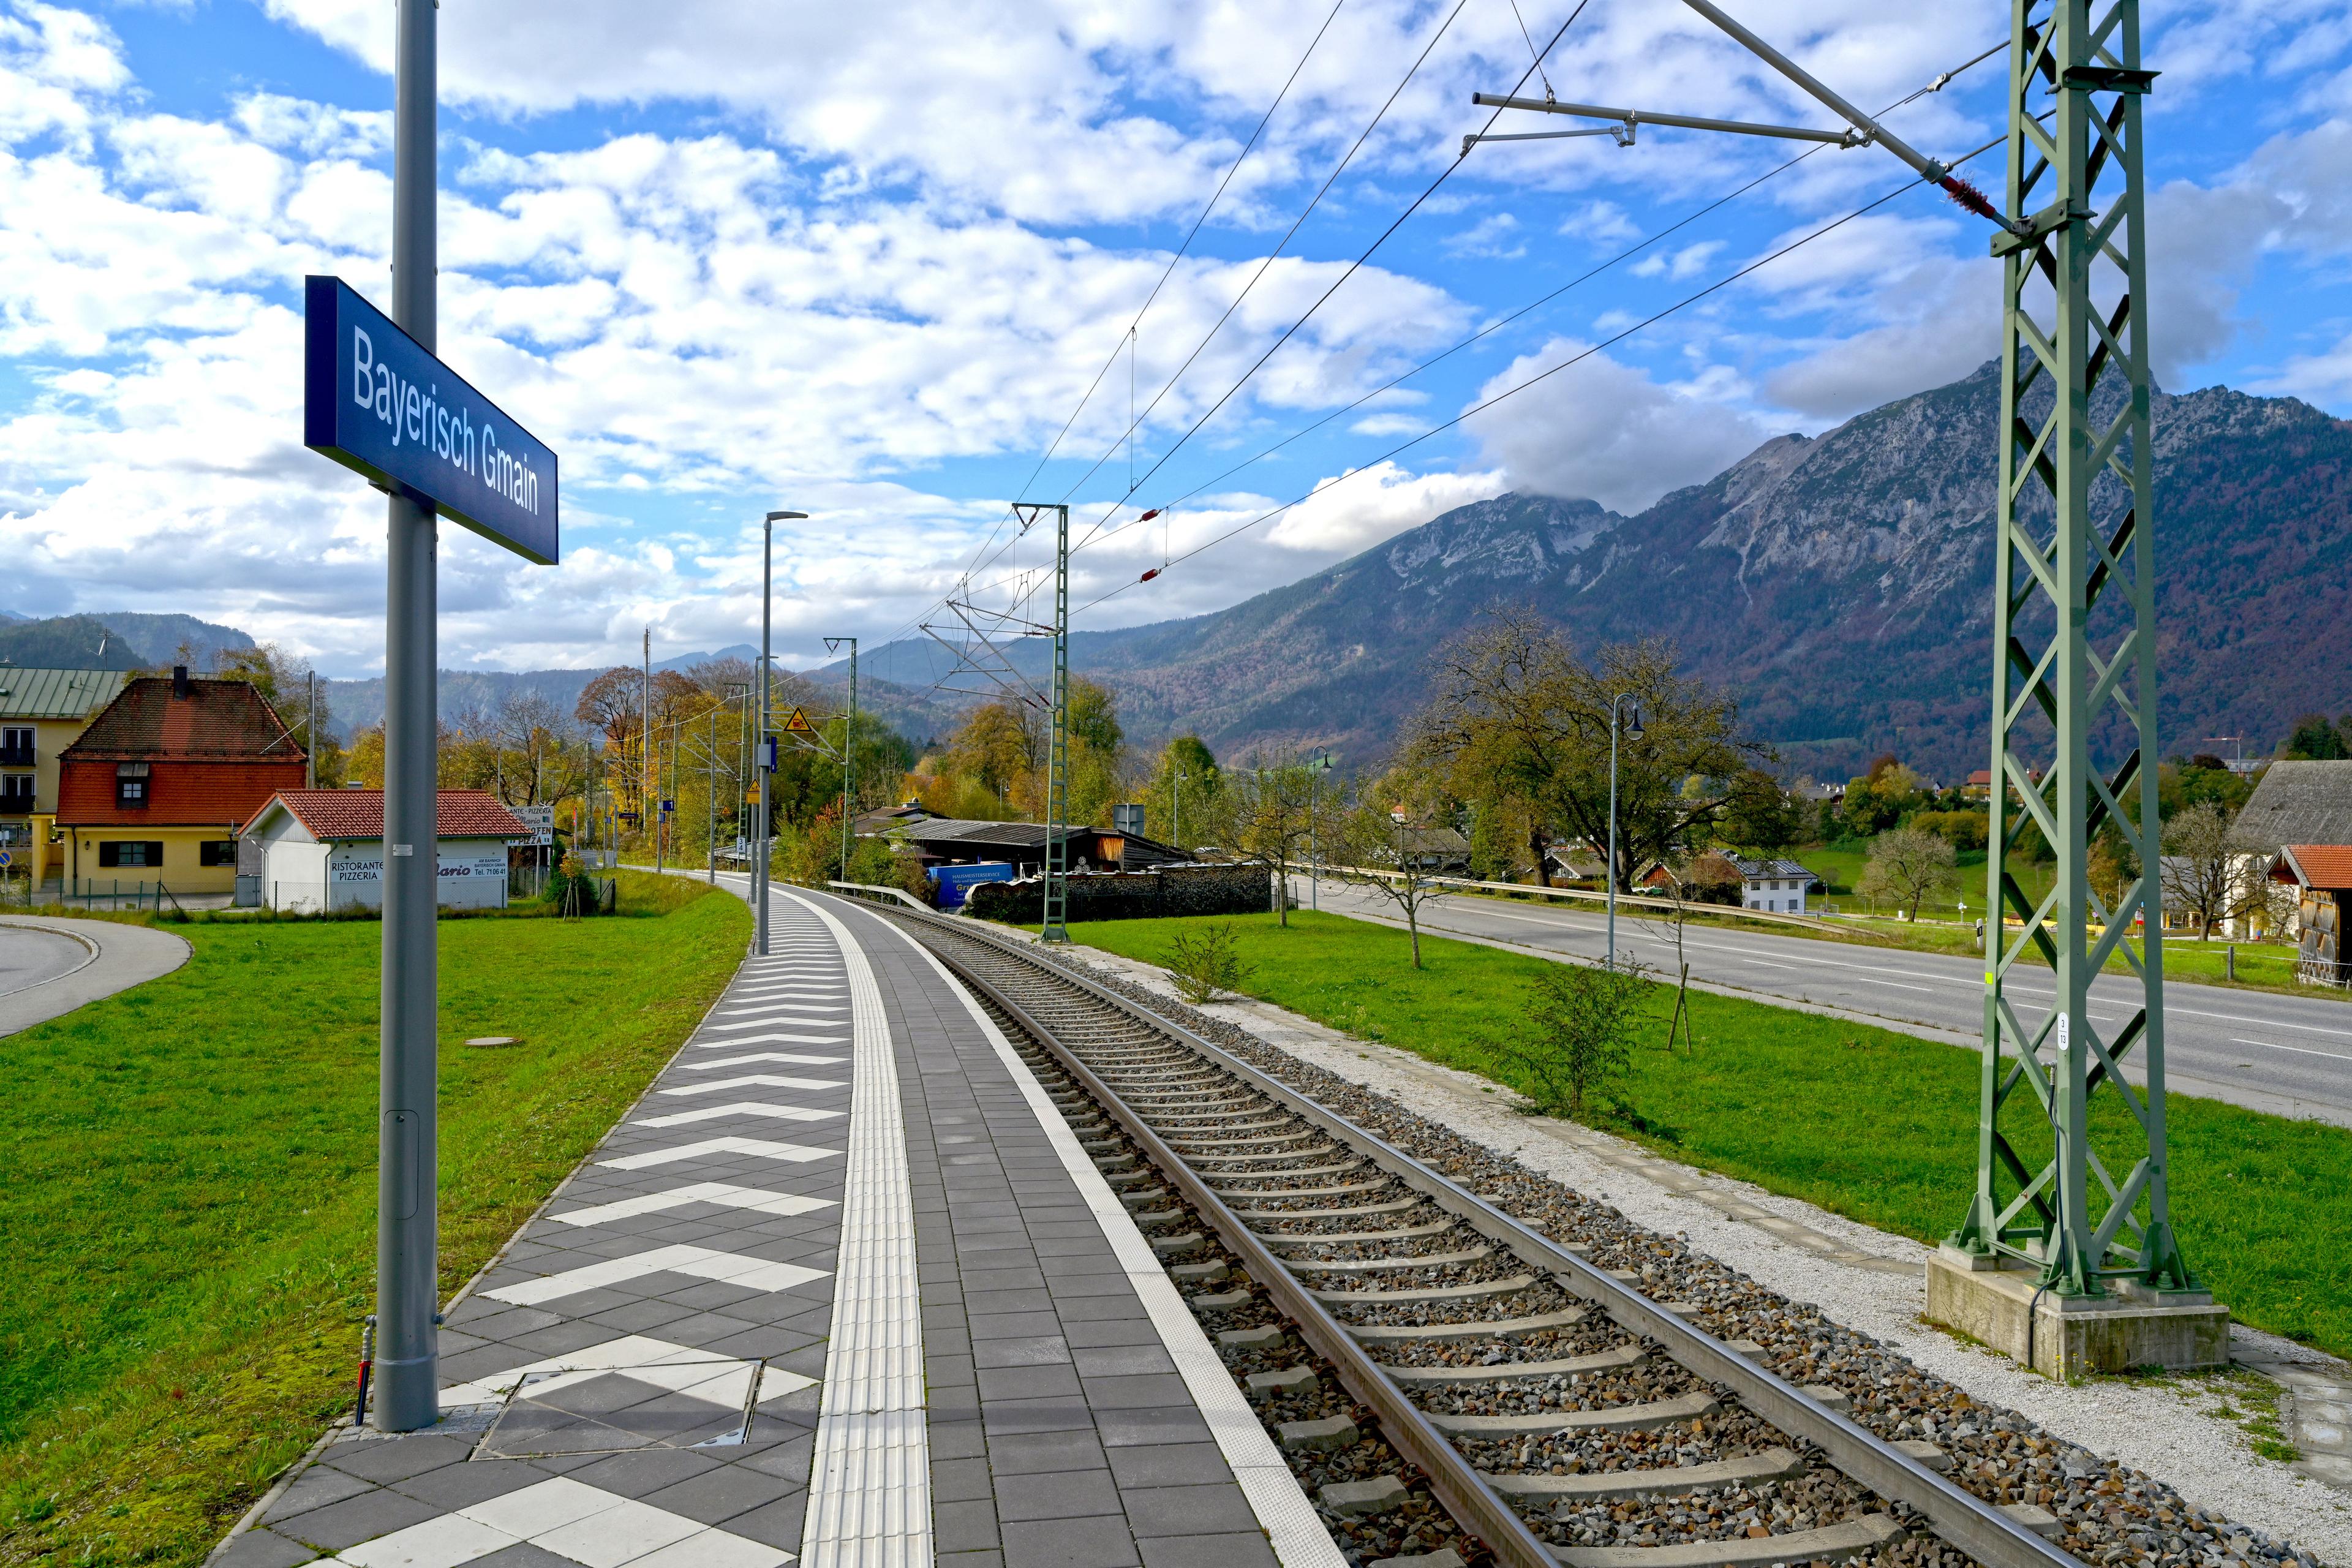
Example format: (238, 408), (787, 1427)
(923, 928), (1558, 1568)
(827, 884), (2075, 1568)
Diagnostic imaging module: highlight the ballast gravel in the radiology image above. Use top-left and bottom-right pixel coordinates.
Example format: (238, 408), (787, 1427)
(1035, 939), (2347, 1568)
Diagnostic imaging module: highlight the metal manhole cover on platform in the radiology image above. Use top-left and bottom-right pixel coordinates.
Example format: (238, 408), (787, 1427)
(474, 1354), (813, 1460)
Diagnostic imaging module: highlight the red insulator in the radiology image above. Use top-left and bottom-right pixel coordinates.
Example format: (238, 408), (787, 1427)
(1139, 568), (1160, 582)
(1940, 173), (2002, 225)
(1137, 508), (1160, 523)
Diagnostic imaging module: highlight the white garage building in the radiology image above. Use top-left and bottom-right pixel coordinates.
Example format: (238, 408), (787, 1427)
(241, 790), (529, 912)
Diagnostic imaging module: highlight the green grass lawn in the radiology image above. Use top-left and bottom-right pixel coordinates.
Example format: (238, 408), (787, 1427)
(1063, 910), (2351, 1362)
(0, 873), (748, 1567)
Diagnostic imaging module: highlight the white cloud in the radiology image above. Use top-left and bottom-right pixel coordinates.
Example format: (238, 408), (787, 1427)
(1465, 338), (1772, 513)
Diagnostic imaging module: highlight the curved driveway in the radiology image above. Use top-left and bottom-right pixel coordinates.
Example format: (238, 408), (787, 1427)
(0, 916), (190, 1036)
(1298, 881), (2352, 1129)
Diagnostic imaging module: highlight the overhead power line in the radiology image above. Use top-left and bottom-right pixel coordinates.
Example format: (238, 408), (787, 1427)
(1071, 127), (2015, 620)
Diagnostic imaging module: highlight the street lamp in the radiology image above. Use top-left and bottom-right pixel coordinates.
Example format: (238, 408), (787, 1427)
(1307, 748), (1332, 911)
(757, 511), (807, 953)
(1605, 693), (1644, 971)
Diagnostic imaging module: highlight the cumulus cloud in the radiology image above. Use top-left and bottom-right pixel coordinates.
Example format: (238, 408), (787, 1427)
(1465, 339), (1772, 514)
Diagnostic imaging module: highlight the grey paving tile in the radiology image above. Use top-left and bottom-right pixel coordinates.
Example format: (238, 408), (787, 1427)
(934, 1456), (996, 1504)
(971, 1334), (1072, 1368)
(262, 1462), (375, 1520)
(643, 1461), (800, 1523)
(937, 1498), (1004, 1553)
(985, 1428), (1109, 1476)
(265, 1487), (441, 1551)
(391, 1459), (551, 1510)
(1104, 1442), (1235, 1490)
(1080, 1373), (1194, 1411)
(998, 1512), (1144, 1568)
(1072, 1345), (1177, 1378)
(1136, 1532), (1279, 1568)
(209, 1529), (317, 1568)
(1094, 1408), (1212, 1447)
(720, 1491), (809, 1548)
(317, 1431), (476, 1483)
(559, 1447), (725, 1498)
(469, 1546), (584, 1568)
(977, 1363), (1084, 1401)
(995, 1468), (1123, 1521)
(1120, 1482), (1259, 1537)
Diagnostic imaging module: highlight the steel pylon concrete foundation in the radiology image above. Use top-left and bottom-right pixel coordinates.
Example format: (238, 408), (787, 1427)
(1945, 0), (2200, 1308)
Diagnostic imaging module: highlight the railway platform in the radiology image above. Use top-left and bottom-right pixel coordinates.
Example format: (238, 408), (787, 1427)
(214, 886), (1327, 1568)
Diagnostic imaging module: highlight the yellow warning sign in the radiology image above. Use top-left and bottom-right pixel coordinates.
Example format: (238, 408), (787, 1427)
(782, 707), (816, 734)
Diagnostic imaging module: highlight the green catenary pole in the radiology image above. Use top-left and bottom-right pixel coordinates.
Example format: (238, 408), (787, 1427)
(1949, 0), (2189, 1297)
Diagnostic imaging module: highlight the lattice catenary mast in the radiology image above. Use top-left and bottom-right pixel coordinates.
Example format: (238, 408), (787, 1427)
(1480, 0), (2184, 1300)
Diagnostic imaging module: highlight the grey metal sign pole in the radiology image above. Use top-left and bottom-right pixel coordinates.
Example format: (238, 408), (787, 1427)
(755, 517), (772, 954)
(375, 0), (439, 1433)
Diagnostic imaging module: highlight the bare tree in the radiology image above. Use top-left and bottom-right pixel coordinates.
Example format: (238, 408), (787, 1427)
(2160, 801), (2261, 940)
(1201, 751), (1329, 927)
(1858, 826), (1960, 921)
(1330, 798), (1449, 968)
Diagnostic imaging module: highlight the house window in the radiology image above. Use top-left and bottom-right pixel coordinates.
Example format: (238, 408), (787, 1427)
(0, 726), (31, 766)
(97, 840), (165, 868)
(200, 840), (238, 867)
(116, 762), (151, 807)
(0, 774), (31, 811)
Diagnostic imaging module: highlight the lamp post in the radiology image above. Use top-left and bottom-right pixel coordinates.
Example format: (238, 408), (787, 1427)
(757, 511), (807, 952)
(824, 636), (856, 881)
(1307, 748), (1332, 911)
(1172, 766), (1185, 853)
(1605, 693), (1644, 971)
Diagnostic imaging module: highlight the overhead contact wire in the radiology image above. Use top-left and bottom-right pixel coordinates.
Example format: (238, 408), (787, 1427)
(1074, 131), (2011, 618)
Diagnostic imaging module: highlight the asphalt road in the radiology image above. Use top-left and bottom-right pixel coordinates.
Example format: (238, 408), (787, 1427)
(1295, 879), (2352, 1127)
(0, 924), (89, 1000)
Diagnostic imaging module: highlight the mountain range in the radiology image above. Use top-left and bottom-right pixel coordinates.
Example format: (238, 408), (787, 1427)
(14, 359), (2345, 779)
(850, 359), (2352, 781)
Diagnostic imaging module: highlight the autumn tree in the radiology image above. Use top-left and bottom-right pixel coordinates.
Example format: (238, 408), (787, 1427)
(1144, 734), (1221, 849)
(1857, 826), (1959, 920)
(1201, 750), (1332, 927)
(1408, 608), (1768, 895)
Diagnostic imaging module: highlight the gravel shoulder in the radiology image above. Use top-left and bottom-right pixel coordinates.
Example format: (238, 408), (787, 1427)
(1067, 939), (2352, 1567)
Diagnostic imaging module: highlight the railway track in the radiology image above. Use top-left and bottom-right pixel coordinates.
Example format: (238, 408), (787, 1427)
(846, 891), (2100, 1568)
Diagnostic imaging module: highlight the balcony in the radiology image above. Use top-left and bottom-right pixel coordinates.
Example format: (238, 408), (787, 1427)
(0, 745), (33, 767)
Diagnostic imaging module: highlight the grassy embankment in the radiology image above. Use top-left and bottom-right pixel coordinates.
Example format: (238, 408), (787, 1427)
(1060, 910), (2350, 1362)
(0, 873), (748, 1567)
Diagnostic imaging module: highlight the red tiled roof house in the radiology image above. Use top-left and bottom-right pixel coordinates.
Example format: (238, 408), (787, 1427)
(56, 667), (306, 894)
(241, 789), (529, 912)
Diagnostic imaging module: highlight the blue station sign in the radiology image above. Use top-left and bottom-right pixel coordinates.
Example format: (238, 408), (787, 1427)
(303, 275), (559, 564)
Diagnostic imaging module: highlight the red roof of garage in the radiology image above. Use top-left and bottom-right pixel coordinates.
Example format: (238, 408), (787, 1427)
(246, 790), (530, 841)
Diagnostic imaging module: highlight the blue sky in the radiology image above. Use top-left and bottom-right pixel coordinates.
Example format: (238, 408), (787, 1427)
(2, 0), (2347, 679)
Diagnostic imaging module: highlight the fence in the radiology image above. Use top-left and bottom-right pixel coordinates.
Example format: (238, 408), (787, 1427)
(61, 879), (186, 913)
(965, 862), (1270, 924)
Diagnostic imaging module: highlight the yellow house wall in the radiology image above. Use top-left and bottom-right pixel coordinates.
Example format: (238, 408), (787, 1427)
(69, 826), (241, 894)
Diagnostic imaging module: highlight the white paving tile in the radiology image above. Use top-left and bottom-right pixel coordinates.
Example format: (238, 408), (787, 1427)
(679, 1052), (847, 1070)
(438, 1332), (820, 1409)
(635, 1101), (845, 1128)
(459, 1477), (626, 1538)
(533, 1499), (702, 1567)
(625, 1528), (795, 1568)
(661, 1074), (844, 1096)
(484, 1243), (831, 1305)
(692, 1031), (847, 1049)
(706, 1012), (846, 1031)
(598, 1136), (839, 1170)
(551, 1182), (837, 1227)
(334, 1512), (514, 1568)
(783, 891), (929, 1567)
